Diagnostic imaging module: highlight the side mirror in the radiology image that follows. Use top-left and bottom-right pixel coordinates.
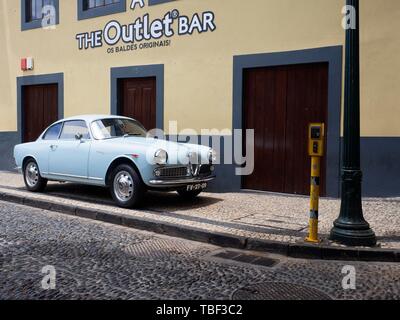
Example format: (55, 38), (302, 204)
(75, 133), (83, 141)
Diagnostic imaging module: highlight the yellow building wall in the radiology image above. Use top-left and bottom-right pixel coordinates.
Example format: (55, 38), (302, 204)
(0, 0), (16, 131)
(0, 0), (399, 136)
(360, 0), (400, 136)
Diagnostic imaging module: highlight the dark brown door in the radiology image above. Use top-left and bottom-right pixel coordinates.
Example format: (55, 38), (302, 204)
(23, 84), (58, 142)
(119, 77), (156, 130)
(243, 63), (328, 196)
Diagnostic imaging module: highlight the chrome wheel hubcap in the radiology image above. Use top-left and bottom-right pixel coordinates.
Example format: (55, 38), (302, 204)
(113, 171), (134, 202)
(25, 162), (39, 187)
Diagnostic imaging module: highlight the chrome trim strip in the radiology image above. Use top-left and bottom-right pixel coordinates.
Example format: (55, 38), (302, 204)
(89, 177), (104, 181)
(149, 175), (216, 186)
(47, 172), (104, 181)
(48, 172), (86, 179)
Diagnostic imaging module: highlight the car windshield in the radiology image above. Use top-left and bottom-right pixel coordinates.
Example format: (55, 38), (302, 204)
(91, 118), (147, 140)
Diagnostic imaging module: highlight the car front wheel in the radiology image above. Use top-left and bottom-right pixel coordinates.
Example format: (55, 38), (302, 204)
(23, 160), (47, 192)
(110, 164), (144, 208)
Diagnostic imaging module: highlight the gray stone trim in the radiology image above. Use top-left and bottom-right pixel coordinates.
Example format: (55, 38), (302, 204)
(77, 0), (126, 20)
(21, 0), (60, 31)
(359, 137), (400, 197)
(233, 46), (343, 198)
(17, 73), (64, 142)
(110, 64), (164, 130)
(148, 0), (176, 5)
(0, 132), (20, 170)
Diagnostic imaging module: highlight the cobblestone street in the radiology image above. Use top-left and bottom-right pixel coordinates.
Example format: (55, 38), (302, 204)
(0, 201), (399, 300)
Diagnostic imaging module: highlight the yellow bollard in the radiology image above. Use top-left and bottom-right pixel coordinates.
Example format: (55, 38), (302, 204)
(306, 156), (321, 243)
(305, 123), (325, 244)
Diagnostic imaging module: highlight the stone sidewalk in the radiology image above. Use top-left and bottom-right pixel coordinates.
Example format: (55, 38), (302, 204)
(0, 171), (399, 257)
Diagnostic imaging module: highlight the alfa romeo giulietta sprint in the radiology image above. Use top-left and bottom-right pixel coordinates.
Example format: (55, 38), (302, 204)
(14, 115), (216, 208)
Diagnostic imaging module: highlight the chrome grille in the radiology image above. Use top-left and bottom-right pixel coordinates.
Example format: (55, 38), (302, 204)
(158, 167), (189, 178)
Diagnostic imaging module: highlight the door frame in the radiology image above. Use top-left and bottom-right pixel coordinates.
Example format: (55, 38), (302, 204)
(17, 73), (64, 143)
(110, 64), (164, 130)
(232, 46), (343, 198)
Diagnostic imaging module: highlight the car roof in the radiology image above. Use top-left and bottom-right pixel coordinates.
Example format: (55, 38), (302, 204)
(56, 114), (133, 123)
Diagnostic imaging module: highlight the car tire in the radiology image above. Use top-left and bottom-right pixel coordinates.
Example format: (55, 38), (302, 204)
(23, 159), (48, 192)
(110, 164), (144, 208)
(177, 189), (203, 199)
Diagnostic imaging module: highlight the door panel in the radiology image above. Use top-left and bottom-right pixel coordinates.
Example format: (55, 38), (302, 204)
(119, 77), (156, 130)
(243, 67), (288, 192)
(243, 63), (328, 196)
(284, 64), (328, 195)
(48, 121), (91, 179)
(23, 84), (58, 142)
(48, 141), (91, 178)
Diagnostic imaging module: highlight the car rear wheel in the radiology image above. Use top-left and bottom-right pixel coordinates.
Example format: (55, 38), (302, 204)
(110, 164), (144, 208)
(23, 160), (47, 192)
(177, 189), (203, 199)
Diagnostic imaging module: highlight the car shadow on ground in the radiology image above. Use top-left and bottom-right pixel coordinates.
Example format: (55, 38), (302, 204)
(40, 182), (224, 211)
(14, 182), (312, 238)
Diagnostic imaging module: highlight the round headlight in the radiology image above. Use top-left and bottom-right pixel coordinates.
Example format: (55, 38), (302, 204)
(154, 149), (168, 165)
(208, 149), (217, 163)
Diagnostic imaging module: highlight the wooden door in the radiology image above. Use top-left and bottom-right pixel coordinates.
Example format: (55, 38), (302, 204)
(119, 77), (156, 130)
(23, 84), (58, 142)
(243, 63), (328, 196)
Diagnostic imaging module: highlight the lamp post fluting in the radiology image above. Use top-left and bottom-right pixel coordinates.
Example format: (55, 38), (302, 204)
(329, 0), (377, 247)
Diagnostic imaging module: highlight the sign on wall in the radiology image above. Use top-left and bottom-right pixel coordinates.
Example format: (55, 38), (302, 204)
(75, 1), (216, 54)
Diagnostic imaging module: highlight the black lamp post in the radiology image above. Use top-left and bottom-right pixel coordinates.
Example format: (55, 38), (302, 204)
(329, 0), (377, 247)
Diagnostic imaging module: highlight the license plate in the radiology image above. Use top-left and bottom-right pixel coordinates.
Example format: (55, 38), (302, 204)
(186, 183), (207, 191)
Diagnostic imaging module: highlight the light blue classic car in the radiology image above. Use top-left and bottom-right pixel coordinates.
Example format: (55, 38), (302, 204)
(14, 115), (216, 208)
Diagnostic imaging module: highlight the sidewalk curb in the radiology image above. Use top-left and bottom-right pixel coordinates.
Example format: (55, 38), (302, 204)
(0, 191), (399, 263)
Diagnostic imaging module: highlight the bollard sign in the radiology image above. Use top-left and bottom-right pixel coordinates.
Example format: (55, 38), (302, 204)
(75, 4), (216, 53)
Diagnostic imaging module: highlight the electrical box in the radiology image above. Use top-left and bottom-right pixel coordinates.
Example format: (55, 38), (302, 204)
(308, 123), (325, 157)
(21, 57), (34, 71)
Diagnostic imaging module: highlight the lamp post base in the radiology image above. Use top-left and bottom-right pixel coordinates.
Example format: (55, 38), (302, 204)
(330, 221), (377, 247)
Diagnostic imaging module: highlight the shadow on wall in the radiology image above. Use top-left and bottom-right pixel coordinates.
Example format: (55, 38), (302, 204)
(0, 132), (19, 171)
(210, 137), (400, 198)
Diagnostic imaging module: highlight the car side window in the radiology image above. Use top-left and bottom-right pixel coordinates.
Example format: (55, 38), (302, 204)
(43, 123), (62, 140)
(59, 120), (90, 140)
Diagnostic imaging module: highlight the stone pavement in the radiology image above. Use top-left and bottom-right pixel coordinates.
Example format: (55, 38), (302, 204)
(0, 171), (399, 252)
(1, 201), (399, 300)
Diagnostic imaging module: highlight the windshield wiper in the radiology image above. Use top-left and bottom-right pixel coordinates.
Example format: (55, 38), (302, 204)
(123, 133), (142, 138)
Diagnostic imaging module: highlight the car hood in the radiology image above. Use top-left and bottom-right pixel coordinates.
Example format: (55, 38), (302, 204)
(102, 137), (212, 164)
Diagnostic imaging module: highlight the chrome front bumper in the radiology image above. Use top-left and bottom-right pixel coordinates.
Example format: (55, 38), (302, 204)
(149, 175), (216, 187)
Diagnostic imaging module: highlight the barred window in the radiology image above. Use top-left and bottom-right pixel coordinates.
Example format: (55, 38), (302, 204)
(26, 0), (55, 22)
(22, 0), (59, 31)
(83, 0), (121, 11)
(77, 0), (126, 20)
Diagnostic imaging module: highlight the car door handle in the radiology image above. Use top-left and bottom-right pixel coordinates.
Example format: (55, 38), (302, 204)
(50, 145), (58, 151)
